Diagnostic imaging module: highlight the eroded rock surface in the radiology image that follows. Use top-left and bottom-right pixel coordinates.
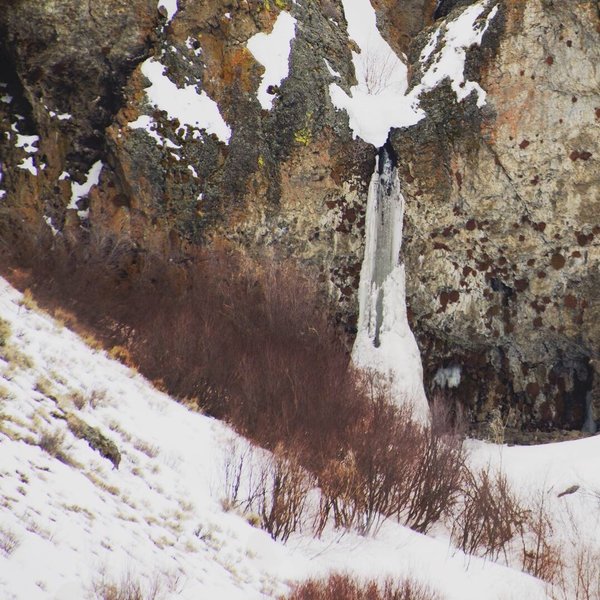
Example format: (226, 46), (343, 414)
(0, 0), (598, 433)
(396, 0), (600, 430)
(0, 0), (375, 331)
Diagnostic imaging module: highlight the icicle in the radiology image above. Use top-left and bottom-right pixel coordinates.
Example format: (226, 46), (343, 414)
(352, 144), (429, 422)
(582, 392), (597, 434)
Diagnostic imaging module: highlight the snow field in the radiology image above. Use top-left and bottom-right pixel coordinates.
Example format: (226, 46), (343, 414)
(0, 277), (558, 600)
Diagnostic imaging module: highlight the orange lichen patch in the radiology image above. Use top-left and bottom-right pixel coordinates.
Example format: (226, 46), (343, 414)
(222, 47), (256, 92)
(483, 86), (537, 145)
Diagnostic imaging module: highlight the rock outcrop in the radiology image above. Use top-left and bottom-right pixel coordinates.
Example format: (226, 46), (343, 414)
(0, 0), (374, 331)
(0, 0), (598, 434)
(395, 0), (600, 431)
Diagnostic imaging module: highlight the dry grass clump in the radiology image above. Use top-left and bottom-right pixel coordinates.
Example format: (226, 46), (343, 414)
(37, 428), (72, 464)
(0, 317), (11, 347)
(91, 571), (164, 600)
(0, 525), (20, 556)
(285, 573), (443, 600)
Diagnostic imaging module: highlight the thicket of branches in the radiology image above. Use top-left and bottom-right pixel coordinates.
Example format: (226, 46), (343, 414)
(4, 235), (600, 599)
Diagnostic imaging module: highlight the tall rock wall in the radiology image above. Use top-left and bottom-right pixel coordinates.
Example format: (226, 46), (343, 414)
(0, 0), (378, 331)
(0, 0), (598, 434)
(395, 0), (600, 432)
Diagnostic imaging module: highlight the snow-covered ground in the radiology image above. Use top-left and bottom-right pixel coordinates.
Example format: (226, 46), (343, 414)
(0, 276), (597, 600)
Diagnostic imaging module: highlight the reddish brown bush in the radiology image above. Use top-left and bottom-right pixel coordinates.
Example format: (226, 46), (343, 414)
(3, 238), (465, 539)
(316, 383), (465, 536)
(520, 490), (562, 583)
(253, 447), (314, 542)
(451, 465), (528, 561)
(286, 573), (443, 600)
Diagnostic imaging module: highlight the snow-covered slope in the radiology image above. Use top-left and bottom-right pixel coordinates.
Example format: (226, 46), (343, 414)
(1, 276), (595, 600)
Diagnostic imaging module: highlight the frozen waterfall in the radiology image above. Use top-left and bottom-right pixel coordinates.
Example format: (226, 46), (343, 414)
(352, 145), (429, 422)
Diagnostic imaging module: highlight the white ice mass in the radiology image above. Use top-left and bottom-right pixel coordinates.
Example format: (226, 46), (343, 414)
(352, 149), (429, 421)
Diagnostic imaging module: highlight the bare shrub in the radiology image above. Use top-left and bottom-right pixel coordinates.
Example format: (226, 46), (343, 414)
(316, 382), (465, 536)
(220, 441), (313, 541)
(3, 242), (466, 539)
(401, 400), (465, 533)
(358, 47), (401, 95)
(549, 520), (600, 600)
(220, 440), (255, 512)
(452, 465), (528, 561)
(91, 570), (163, 600)
(0, 525), (20, 556)
(550, 544), (600, 600)
(316, 384), (420, 536)
(251, 447), (314, 542)
(520, 490), (562, 583)
(570, 545), (600, 600)
(286, 573), (443, 600)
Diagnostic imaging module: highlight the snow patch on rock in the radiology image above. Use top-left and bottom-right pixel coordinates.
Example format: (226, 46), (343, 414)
(247, 11), (297, 111)
(157, 0), (178, 23)
(68, 160), (103, 218)
(17, 157), (37, 176)
(330, 0), (499, 146)
(329, 0), (424, 147)
(136, 59), (232, 144)
(417, 2), (499, 107)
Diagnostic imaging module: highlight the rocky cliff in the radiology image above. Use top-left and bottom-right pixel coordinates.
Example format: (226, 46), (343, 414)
(394, 0), (600, 434)
(0, 0), (598, 435)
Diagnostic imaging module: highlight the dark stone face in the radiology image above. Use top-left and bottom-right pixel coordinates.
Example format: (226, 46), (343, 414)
(395, 0), (600, 433)
(434, 0), (475, 19)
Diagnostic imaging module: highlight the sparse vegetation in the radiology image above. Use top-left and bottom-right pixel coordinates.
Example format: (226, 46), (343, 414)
(67, 414), (121, 468)
(34, 376), (54, 398)
(452, 465), (528, 561)
(37, 428), (71, 464)
(2, 244), (468, 541)
(285, 574), (443, 600)
(3, 240), (600, 600)
(132, 437), (159, 459)
(253, 448), (314, 542)
(0, 317), (11, 347)
(0, 525), (20, 556)
(316, 392), (464, 536)
(91, 571), (164, 600)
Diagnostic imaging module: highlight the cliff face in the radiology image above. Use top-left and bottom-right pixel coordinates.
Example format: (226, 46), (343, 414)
(0, 0), (378, 331)
(395, 0), (600, 432)
(0, 0), (598, 433)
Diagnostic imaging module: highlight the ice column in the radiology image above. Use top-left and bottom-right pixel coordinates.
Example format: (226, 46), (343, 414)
(352, 144), (429, 422)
